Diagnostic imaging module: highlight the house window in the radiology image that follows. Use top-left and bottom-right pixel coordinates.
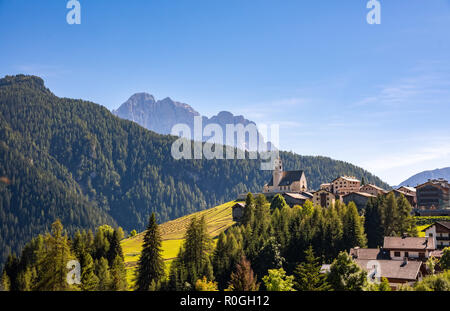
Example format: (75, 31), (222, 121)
(394, 251), (401, 257)
(405, 252), (409, 258)
(419, 253), (425, 259)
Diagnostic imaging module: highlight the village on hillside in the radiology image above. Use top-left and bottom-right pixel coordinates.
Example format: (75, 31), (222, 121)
(233, 158), (450, 290)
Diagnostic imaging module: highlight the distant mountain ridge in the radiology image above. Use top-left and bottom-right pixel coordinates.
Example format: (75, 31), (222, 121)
(112, 93), (266, 150)
(112, 93), (201, 135)
(398, 167), (450, 187)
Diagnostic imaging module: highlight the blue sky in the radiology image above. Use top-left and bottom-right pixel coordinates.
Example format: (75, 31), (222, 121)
(1, 0), (450, 185)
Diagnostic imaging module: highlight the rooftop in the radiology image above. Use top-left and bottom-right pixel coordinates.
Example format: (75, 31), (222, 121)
(343, 192), (376, 198)
(349, 248), (390, 260)
(384, 236), (435, 251)
(333, 176), (361, 183)
(284, 193), (309, 200)
(355, 259), (422, 281)
(267, 170), (305, 187)
(398, 186), (416, 193)
(362, 184), (386, 191)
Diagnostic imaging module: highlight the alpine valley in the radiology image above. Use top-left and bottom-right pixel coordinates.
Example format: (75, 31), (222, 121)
(0, 74), (389, 268)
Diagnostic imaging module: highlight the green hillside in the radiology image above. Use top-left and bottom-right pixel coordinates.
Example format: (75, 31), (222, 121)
(121, 200), (237, 284)
(0, 74), (390, 268)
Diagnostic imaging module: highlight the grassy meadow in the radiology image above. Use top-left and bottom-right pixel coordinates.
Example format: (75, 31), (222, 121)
(121, 200), (239, 286)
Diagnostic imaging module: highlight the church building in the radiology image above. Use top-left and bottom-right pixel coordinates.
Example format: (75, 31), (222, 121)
(263, 158), (307, 193)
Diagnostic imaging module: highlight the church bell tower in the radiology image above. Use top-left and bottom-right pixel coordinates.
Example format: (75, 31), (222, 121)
(273, 157), (283, 187)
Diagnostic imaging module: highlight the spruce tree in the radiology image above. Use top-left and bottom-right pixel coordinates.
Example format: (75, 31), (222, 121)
(343, 202), (367, 250)
(212, 232), (228, 289)
(95, 257), (111, 291)
(242, 193), (256, 225)
(364, 198), (384, 248)
(382, 192), (398, 236)
(110, 255), (128, 291)
(107, 229), (124, 266)
(170, 216), (213, 288)
(294, 246), (330, 291)
(3, 254), (19, 291)
(80, 253), (99, 291)
(323, 206), (343, 261)
(135, 213), (165, 291)
(396, 194), (417, 237)
(35, 220), (74, 291)
(1, 270), (11, 291)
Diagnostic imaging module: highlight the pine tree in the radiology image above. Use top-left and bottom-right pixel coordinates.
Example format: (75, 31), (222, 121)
(242, 193), (256, 225)
(396, 194), (417, 237)
(364, 198), (384, 248)
(169, 216), (214, 288)
(135, 213), (165, 291)
(16, 267), (35, 291)
(95, 257), (111, 291)
(80, 253), (99, 291)
(382, 192), (398, 236)
(212, 232), (228, 288)
(35, 220), (74, 291)
(323, 206), (343, 261)
(1, 270), (11, 291)
(3, 254), (19, 291)
(294, 246), (330, 291)
(107, 229), (124, 266)
(343, 202), (367, 250)
(110, 255), (128, 291)
(227, 256), (259, 291)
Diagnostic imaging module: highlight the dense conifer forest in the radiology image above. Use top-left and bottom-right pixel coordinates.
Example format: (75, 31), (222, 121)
(0, 74), (389, 268)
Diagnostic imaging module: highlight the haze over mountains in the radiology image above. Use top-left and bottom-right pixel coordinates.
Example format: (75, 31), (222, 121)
(112, 93), (267, 151)
(398, 167), (450, 187)
(0, 74), (390, 268)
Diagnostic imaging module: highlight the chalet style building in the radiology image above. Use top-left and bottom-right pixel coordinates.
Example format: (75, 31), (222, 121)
(360, 184), (387, 196)
(342, 192), (376, 211)
(313, 189), (336, 208)
(263, 158), (307, 193)
(320, 176), (361, 196)
(416, 179), (450, 210)
(344, 236), (437, 289)
(398, 186), (417, 197)
(383, 236), (435, 261)
(423, 221), (450, 249)
(353, 257), (423, 289)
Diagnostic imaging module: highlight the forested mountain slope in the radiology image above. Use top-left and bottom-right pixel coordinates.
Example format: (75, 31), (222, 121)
(0, 75), (389, 267)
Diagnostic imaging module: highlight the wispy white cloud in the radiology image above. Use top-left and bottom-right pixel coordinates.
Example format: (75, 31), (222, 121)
(353, 68), (450, 109)
(358, 135), (450, 184)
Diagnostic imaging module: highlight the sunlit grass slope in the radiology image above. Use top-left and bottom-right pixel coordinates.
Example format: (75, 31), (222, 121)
(121, 200), (239, 285)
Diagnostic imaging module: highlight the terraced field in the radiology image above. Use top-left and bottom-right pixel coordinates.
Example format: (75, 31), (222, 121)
(121, 200), (239, 285)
